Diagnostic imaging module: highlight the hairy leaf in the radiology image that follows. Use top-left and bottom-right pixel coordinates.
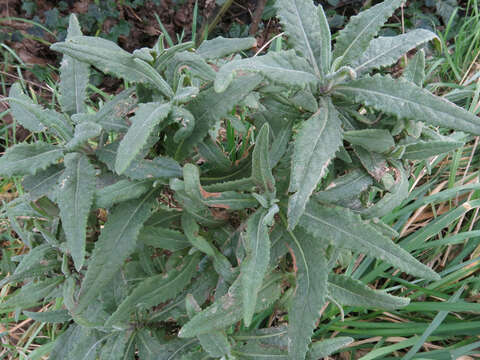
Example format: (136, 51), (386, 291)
(315, 169), (373, 206)
(115, 102), (171, 174)
(173, 51), (217, 81)
(233, 342), (288, 359)
(59, 14), (89, 114)
(0, 277), (63, 310)
(99, 332), (130, 360)
(328, 274), (409, 309)
(8, 84), (73, 140)
(197, 36), (257, 59)
(49, 325), (100, 360)
(402, 49), (425, 86)
(0, 142), (64, 177)
(22, 164), (64, 201)
(57, 152), (96, 271)
(95, 179), (153, 209)
(215, 50), (318, 93)
(361, 161), (408, 218)
(66, 121), (102, 150)
(183, 163), (257, 210)
(139, 226), (190, 251)
(153, 41), (194, 70)
(332, 0), (402, 67)
(307, 337), (354, 360)
(23, 309), (72, 323)
(94, 88), (137, 131)
(241, 209), (276, 326)
(176, 74), (262, 159)
(76, 192), (156, 314)
(136, 330), (196, 360)
(288, 98), (342, 229)
(353, 145), (388, 181)
(275, 0), (329, 76)
(300, 202), (440, 280)
(51, 36), (173, 98)
(186, 294), (232, 358)
(286, 228), (328, 360)
(252, 123), (276, 198)
(179, 275), (282, 337)
(97, 141), (182, 180)
(352, 29), (437, 73)
(344, 129), (394, 153)
(402, 140), (464, 160)
(334, 74), (480, 135)
(105, 253), (200, 327)
(8, 83), (46, 132)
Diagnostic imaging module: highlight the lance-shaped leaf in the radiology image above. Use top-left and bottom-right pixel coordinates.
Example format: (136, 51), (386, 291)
(275, 0), (329, 77)
(176, 74), (262, 159)
(173, 52), (217, 81)
(22, 164), (64, 201)
(59, 14), (89, 114)
(353, 145), (388, 181)
(402, 140), (464, 160)
(97, 141), (182, 180)
(172, 106), (196, 143)
(352, 29), (438, 73)
(361, 161), (408, 219)
(343, 129), (394, 153)
(99, 332), (131, 360)
(252, 123), (276, 198)
(76, 192), (156, 314)
(334, 74), (480, 135)
(115, 102), (171, 174)
(137, 330), (196, 360)
(402, 49), (425, 86)
(8, 83), (73, 140)
(94, 87), (137, 131)
(183, 164), (258, 210)
(8, 82), (45, 132)
(197, 138), (232, 172)
(315, 169), (373, 206)
(286, 228), (328, 360)
(270, 120), (293, 169)
(95, 179), (153, 209)
(307, 337), (354, 360)
(328, 274), (409, 309)
(299, 202), (440, 280)
(182, 212), (235, 282)
(57, 152), (96, 271)
(51, 36), (173, 98)
(332, 0), (403, 67)
(105, 253), (200, 327)
(0, 277), (63, 310)
(182, 212), (216, 257)
(13, 244), (54, 275)
(198, 36), (257, 59)
(23, 309), (71, 323)
(241, 208), (278, 326)
(179, 275), (282, 338)
(186, 294), (232, 358)
(288, 98), (342, 229)
(139, 226), (190, 251)
(153, 41), (194, 70)
(49, 324), (100, 360)
(66, 121), (102, 150)
(233, 342), (288, 359)
(0, 142), (64, 177)
(215, 50), (318, 93)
